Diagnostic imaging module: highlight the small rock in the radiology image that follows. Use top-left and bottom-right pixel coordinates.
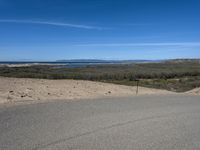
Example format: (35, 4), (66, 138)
(7, 95), (12, 100)
(21, 93), (28, 98)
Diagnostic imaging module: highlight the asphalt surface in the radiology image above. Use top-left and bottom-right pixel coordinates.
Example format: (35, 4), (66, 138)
(0, 94), (200, 150)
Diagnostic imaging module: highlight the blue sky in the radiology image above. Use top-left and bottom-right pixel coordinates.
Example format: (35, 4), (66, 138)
(0, 0), (200, 61)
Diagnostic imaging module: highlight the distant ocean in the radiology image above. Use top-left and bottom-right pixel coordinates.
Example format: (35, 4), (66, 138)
(0, 61), (124, 68)
(0, 60), (162, 68)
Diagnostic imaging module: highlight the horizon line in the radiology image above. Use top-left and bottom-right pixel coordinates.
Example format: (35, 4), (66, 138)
(0, 58), (200, 62)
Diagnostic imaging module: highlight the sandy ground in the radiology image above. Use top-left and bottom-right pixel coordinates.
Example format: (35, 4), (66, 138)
(0, 63), (63, 67)
(0, 77), (175, 104)
(186, 87), (200, 95)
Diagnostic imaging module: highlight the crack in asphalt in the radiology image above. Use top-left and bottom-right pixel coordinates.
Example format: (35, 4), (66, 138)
(32, 112), (188, 150)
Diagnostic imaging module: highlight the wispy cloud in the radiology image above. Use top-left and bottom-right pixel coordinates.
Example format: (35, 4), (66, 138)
(0, 19), (104, 30)
(77, 42), (200, 47)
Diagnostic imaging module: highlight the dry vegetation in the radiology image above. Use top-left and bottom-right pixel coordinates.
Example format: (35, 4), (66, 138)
(0, 60), (200, 92)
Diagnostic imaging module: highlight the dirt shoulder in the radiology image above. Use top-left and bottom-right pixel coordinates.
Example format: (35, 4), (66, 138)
(0, 77), (177, 105)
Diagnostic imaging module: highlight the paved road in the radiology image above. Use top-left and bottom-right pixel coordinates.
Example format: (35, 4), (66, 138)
(0, 94), (200, 150)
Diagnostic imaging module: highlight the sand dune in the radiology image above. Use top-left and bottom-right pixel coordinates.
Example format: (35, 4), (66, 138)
(186, 88), (200, 95)
(0, 77), (174, 104)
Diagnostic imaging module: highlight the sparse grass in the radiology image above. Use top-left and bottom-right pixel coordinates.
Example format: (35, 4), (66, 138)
(107, 76), (200, 92)
(0, 61), (200, 92)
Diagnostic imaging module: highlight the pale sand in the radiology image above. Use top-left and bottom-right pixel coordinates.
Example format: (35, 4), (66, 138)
(186, 88), (200, 95)
(0, 63), (64, 67)
(0, 77), (175, 104)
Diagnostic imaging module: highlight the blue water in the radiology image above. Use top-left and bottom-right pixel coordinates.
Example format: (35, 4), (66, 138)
(0, 61), (120, 68)
(0, 60), (161, 68)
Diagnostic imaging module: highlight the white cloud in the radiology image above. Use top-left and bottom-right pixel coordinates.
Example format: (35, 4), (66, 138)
(0, 19), (103, 30)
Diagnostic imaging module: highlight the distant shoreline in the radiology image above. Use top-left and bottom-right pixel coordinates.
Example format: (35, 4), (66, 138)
(0, 60), (162, 68)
